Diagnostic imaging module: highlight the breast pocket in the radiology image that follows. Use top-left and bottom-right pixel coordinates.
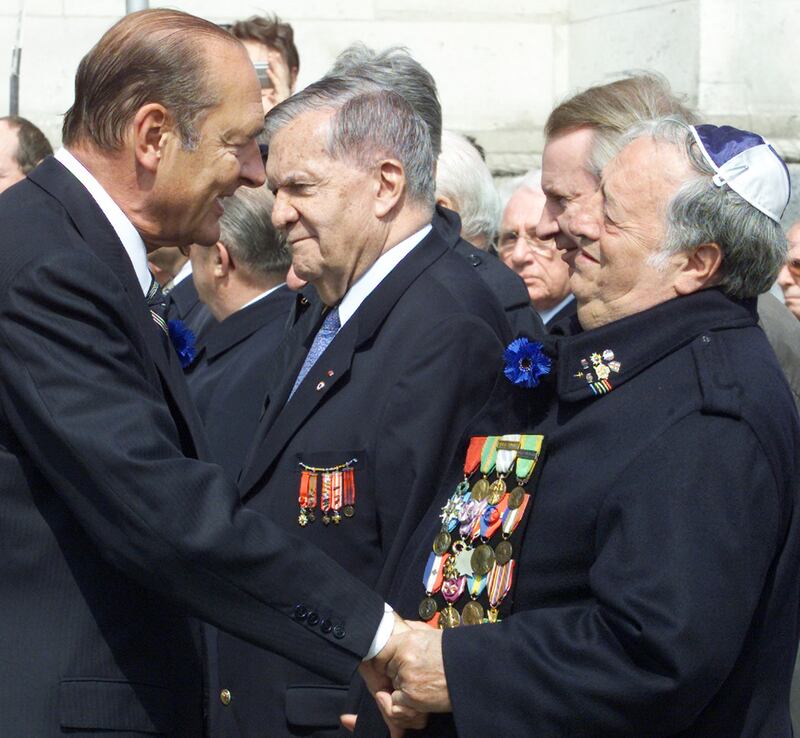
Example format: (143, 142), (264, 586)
(293, 450), (369, 526)
(59, 678), (175, 736)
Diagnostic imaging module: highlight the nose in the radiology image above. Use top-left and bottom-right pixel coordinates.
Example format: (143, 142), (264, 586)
(570, 190), (602, 245)
(271, 190), (298, 229)
(777, 264), (793, 289)
(509, 237), (535, 267)
(240, 139), (267, 188)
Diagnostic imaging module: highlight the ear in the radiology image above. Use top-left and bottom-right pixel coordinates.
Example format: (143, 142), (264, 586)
(674, 241), (723, 295)
(373, 159), (406, 219)
(214, 242), (231, 278)
(436, 194), (454, 210)
(132, 103), (172, 173)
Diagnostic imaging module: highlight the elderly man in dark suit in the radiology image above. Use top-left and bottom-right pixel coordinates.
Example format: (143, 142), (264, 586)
(0, 10), (412, 736)
(185, 185), (293, 481)
(361, 118), (800, 737)
(208, 79), (515, 737)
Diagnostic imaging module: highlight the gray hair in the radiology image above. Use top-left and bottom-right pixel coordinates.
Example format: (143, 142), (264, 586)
(436, 130), (500, 247)
(327, 43), (442, 158)
(617, 117), (787, 298)
(219, 186), (290, 278)
(264, 78), (435, 206)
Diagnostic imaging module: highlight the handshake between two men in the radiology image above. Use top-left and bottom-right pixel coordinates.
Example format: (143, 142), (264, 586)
(344, 614), (449, 735)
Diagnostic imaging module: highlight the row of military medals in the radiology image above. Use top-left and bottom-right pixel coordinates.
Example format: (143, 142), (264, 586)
(297, 459), (357, 526)
(419, 434), (542, 628)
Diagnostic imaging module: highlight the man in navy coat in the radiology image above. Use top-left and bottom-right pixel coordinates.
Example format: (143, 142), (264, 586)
(0, 11), (406, 736)
(185, 184), (293, 481)
(360, 120), (800, 736)
(208, 78), (516, 736)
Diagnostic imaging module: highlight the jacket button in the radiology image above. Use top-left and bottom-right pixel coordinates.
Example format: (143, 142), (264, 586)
(293, 604), (308, 621)
(299, 296), (309, 306)
(333, 624), (346, 639)
(220, 689), (232, 706)
(320, 618), (333, 634)
(469, 254), (481, 266)
(307, 611), (320, 627)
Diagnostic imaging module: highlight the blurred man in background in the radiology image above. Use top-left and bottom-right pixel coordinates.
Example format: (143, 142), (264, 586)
(0, 115), (52, 193)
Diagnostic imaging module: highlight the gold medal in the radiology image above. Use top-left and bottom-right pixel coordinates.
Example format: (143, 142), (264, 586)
(461, 600), (484, 625)
(343, 505), (355, 518)
(487, 607), (500, 623)
(322, 514), (331, 525)
(332, 510), (341, 525)
(418, 596), (438, 621)
(433, 530), (452, 556)
(487, 477), (506, 505)
(298, 511), (309, 527)
(508, 486), (525, 509)
(494, 540), (513, 566)
(439, 604), (461, 628)
(471, 543), (496, 577)
(471, 477), (489, 501)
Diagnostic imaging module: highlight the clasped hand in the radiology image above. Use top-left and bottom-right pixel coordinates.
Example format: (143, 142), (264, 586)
(342, 614), (452, 736)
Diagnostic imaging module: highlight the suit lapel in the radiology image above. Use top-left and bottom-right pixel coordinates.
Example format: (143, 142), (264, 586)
(28, 158), (208, 458)
(237, 226), (450, 498)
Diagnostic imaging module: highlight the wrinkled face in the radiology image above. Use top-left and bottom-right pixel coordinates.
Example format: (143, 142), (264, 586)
(266, 109), (385, 306)
(498, 187), (571, 311)
(149, 41), (266, 248)
(0, 121), (25, 194)
(777, 223), (800, 320)
(569, 136), (691, 329)
(537, 127), (600, 269)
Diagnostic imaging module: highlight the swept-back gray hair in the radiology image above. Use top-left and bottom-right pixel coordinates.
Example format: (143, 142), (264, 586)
(327, 43), (442, 158)
(436, 130), (500, 248)
(617, 117), (786, 298)
(264, 77), (435, 206)
(219, 186), (290, 278)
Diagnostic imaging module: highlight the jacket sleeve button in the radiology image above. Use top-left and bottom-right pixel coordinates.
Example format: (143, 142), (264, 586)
(307, 611), (320, 627)
(333, 624), (346, 639)
(320, 618), (333, 634)
(293, 604), (309, 621)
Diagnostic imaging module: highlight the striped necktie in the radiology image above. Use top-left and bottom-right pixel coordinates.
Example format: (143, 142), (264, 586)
(146, 276), (169, 336)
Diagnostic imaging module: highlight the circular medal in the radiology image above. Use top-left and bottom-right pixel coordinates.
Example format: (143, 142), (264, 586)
(433, 530), (452, 556)
(508, 486), (526, 510)
(471, 478), (490, 501)
(471, 543), (496, 577)
(439, 605), (461, 628)
(487, 478), (506, 505)
(461, 600), (484, 626)
(494, 540), (513, 566)
(343, 505), (355, 518)
(418, 596), (438, 621)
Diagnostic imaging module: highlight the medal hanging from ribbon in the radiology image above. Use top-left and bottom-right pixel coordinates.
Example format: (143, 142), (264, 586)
(486, 560), (516, 622)
(471, 436), (499, 501)
(297, 458), (357, 526)
(419, 551), (449, 621)
(490, 434), (520, 504)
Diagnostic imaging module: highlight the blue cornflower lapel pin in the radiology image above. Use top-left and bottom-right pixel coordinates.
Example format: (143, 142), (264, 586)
(168, 319), (197, 368)
(503, 337), (551, 389)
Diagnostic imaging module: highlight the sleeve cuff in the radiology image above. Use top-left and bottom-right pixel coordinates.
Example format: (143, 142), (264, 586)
(363, 603), (394, 661)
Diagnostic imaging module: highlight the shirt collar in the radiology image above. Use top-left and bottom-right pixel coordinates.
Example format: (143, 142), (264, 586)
(338, 224), (432, 327)
(538, 293), (575, 325)
(168, 259), (193, 291)
(54, 147), (151, 296)
(239, 282), (286, 312)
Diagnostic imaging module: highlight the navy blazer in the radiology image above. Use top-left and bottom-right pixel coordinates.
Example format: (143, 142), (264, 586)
(0, 158), (385, 737)
(185, 284), (294, 481)
(165, 273), (216, 344)
(211, 212), (516, 737)
(356, 289), (800, 737)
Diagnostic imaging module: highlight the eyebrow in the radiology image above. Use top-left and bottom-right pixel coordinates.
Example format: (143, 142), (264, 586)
(267, 172), (310, 190)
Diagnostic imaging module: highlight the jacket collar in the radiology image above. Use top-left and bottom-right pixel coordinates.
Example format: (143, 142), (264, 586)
(237, 215), (451, 497)
(28, 157), (208, 457)
(551, 289), (757, 403)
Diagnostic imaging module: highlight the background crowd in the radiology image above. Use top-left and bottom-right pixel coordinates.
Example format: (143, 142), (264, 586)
(1, 7), (799, 738)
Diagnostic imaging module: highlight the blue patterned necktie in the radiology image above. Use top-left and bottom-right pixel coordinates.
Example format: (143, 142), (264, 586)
(289, 307), (341, 399)
(146, 276), (169, 336)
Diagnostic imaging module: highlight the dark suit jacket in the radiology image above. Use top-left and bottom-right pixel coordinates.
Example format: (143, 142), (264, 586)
(357, 289), (800, 737)
(211, 212), (515, 737)
(185, 285), (294, 481)
(165, 273), (216, 344)
(0, 158), (384, 737)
